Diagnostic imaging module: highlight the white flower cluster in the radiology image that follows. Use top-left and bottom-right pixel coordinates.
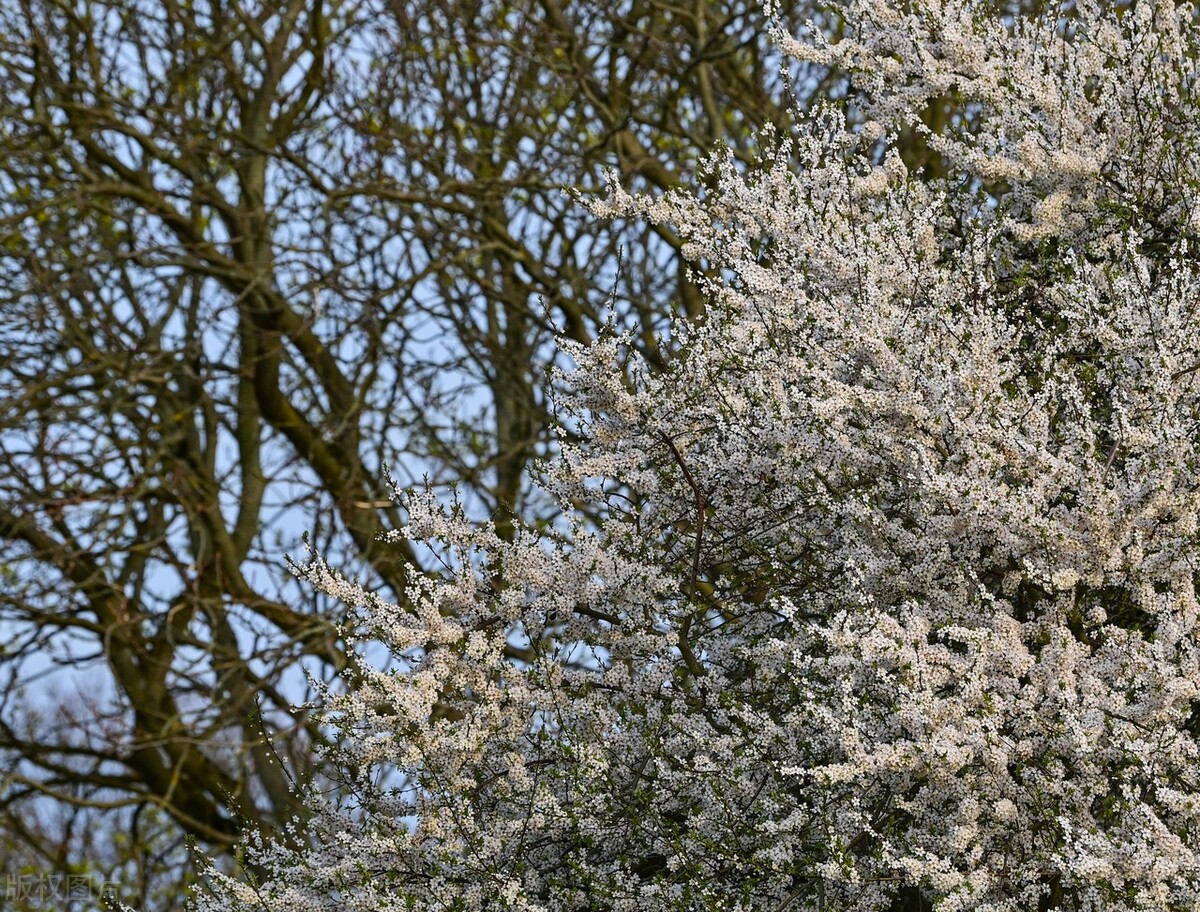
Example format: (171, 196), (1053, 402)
(194, 3), (1200, 911)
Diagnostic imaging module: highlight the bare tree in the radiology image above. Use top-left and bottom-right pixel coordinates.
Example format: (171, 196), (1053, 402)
(0, 0), (822, 905)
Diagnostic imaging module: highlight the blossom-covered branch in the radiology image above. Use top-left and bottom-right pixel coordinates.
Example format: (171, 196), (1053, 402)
(194, 2), (1200, 910)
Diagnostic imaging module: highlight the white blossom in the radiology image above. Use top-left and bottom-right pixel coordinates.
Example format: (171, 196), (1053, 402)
(194, 2), (1200, 911)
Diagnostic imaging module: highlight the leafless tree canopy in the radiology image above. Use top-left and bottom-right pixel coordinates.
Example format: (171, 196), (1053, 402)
(0, 0), (820, 905)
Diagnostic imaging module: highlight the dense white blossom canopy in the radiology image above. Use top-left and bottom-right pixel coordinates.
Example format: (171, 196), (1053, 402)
(194, 2), (1200, 910)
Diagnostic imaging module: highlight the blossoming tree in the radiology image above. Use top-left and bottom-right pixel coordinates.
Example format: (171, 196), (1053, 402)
(193, 1), (1200, 910)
